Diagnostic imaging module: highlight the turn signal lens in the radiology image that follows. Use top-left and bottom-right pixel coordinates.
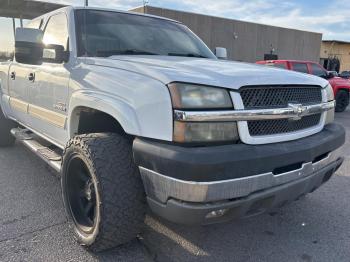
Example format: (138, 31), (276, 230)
(174, 121), (239, 143)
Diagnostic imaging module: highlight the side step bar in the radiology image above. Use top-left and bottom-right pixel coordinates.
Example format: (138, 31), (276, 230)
(11, 128), (62, 173)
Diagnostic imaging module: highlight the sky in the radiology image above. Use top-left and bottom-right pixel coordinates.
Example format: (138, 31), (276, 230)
(49, 0), (350, 41)
(1, 0), (350, 52)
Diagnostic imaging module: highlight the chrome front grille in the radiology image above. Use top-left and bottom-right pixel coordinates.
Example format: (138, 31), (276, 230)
(239, 86), (323, 138)
(248, 114), (322, 136)
(240, 86), (322, 109)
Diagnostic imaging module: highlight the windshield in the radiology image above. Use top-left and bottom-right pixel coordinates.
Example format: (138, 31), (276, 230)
(75, 10), (216, 59)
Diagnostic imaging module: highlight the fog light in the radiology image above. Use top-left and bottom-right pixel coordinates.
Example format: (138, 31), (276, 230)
(205, 209), (229, 219)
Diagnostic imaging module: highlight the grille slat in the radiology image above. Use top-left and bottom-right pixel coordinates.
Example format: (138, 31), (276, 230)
(239, 86), (323, 137)
(248, 114), (322, 136)
(240, 86), (322, 109)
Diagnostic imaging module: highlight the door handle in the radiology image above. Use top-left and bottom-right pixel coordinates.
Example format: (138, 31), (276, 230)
(10, 72), (16, 80)
(28, 73), (35, 82)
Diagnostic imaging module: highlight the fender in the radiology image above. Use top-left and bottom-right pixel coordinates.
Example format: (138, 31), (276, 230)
(68, 90), (141, 139)
(68, 62), (174, 142)
(333, 85), (350, 96)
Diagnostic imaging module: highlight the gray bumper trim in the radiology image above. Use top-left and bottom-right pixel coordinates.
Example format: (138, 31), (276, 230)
(139, 149), (342, 204)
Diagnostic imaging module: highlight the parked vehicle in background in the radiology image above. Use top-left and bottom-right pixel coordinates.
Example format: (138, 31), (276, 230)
(328, 71), (339, 77)
(339, 71), (350, 79)
(256, 60), (350, 112)
(0, 7), (345, 252)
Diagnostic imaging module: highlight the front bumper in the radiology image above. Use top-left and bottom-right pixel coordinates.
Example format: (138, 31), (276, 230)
(133, 123), (345, 225)
(147, 158), (343, 225)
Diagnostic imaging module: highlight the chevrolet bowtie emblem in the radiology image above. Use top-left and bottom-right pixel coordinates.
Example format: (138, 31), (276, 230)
(288, 103), (306, 120)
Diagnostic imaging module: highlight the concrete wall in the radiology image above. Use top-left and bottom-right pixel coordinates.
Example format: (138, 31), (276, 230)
(132, 6), (322, 63)
(321, 41), (350, 71)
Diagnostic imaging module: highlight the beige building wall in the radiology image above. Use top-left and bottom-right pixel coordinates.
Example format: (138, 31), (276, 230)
(321, 41), (350, 72)
(132, 6), (322, 63)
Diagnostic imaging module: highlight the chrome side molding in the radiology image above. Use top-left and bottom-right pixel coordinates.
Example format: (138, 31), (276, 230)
(174, 101), (335, 122)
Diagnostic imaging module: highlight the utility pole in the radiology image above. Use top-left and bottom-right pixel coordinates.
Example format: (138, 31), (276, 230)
(143, 0), (149, 13)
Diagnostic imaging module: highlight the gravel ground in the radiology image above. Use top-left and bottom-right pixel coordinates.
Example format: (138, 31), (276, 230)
(0, 109), (349, 262)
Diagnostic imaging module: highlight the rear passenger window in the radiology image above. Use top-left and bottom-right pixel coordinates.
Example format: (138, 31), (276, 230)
(292, 63), (308, 73)
(0, 18), (15, 62)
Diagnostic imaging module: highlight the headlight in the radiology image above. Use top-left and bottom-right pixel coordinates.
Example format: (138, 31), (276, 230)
(169, 83), (238, 143)
(324, 83), (334, 101)
(168, 83), (232, 109)
(323, 84), (335, 124)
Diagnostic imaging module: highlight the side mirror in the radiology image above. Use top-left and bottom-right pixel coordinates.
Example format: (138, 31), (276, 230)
(215, 47), (228, 60)
(326, 71), (335, 79)
(43, 44), (69, 64)
(15, 28), (44, 65)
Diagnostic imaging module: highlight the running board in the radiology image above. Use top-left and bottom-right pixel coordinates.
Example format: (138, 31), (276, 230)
(11, 128), (62, 173)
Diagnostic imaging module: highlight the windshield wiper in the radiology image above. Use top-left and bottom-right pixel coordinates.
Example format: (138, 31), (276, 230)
(168, 52), (207, 58)
(97, 49), (160, 57)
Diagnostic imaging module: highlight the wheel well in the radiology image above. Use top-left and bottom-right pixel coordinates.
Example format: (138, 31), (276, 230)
(71, 107), (126, 136)
(339, 88), (350, 94)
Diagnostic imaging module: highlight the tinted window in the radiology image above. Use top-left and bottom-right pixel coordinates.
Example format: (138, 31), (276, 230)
(43, 13), (69, 50)
(0, 18), (15, 62)
(311, 64), (327, 77)
(292, 63), (308, 73)
(75, 10), (216, 59)
(272, 63), (287, 69)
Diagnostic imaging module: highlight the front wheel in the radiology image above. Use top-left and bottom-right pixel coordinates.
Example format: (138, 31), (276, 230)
(61, 133), (146, 252)
(335, 90), (349, 112)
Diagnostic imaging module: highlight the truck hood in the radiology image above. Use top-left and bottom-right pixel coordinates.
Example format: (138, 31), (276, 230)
(85, 56), (328, 89)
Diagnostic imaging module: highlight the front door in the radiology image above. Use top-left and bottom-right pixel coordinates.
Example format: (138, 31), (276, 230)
(28, 13), (70, 146)
(7, 62), (37, 124)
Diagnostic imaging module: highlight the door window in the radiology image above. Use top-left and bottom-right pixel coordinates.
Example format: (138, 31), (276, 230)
(291, 62), (308, 74)
(26, 18), (43, 29)
(272, 63), (287, 69)
(310, 64), (327, 78)
(0, 18), (15, 62)
(43, 13), (69, 50)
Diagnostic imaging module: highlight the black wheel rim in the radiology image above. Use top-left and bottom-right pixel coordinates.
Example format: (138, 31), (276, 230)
(65, 156), (97, 234)
(337, 95), (348, 110)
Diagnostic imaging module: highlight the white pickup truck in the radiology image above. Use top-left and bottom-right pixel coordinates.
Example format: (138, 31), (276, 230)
(0, 7), (345, 252)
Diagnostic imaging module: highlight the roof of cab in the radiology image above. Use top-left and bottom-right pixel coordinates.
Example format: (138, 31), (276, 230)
(73, 6), (181, 24)
(34, 6), (181, 25)
(0, 0), (181, 25)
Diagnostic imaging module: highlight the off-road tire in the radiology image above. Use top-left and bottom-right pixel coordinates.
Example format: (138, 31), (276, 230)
(0, 108), (16, 147)
(335, 90), (349, 112)
(61, 133), (146, 252)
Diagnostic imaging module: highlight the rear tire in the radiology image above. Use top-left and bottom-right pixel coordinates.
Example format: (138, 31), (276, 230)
(335, 90), (349, 112)
(61, 133), (146, 252)
(0, 108), (16, 147)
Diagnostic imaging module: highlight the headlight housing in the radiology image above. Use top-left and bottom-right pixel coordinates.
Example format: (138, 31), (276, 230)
(323, 83), (335, 124)
(168, 83), (238, 143)
(324, 83), (334, 101)
(168, 83), (233, 109)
